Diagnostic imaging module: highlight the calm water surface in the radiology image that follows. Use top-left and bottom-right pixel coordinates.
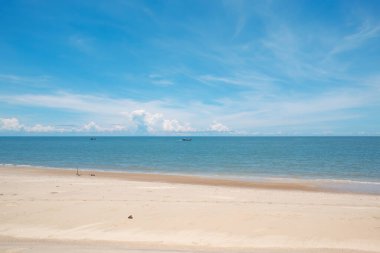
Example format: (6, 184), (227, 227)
(0, 137), (379, 183)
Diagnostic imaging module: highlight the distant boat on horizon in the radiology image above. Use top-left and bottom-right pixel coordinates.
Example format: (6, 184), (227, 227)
(181, 138), (192, 141)
(90, 137), (96, 141)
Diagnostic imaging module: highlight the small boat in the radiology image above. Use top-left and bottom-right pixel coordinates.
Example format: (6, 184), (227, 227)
(182, 138), (192, 141)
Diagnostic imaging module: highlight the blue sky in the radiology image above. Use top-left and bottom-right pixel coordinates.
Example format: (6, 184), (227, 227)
(0, 0), (379, 135)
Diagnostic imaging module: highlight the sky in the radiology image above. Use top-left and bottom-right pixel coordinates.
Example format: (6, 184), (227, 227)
(0, 0), (380, 136)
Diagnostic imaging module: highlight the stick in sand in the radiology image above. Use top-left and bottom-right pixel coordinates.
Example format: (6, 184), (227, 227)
(76, 168), (80, 176)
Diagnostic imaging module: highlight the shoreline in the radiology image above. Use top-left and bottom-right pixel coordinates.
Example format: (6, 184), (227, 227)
(1, 164), (380, 195)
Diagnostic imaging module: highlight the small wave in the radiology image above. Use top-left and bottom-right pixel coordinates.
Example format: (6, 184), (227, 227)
(311, 178), (380, 185)
(1, 163), (44, 168)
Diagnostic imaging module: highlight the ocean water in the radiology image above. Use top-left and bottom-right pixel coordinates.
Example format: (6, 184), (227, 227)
(1, 136), (380, 183)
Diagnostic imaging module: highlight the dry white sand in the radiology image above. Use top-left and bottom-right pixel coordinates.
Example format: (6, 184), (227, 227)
(0, 166), (379, 253)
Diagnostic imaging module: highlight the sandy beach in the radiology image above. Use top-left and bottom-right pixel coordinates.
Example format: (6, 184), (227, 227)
(0, 166), (379, 253)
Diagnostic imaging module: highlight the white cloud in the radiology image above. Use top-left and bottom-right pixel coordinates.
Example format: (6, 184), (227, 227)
(25, 124), (56, 133)
(0, 118), (59, 133)
(209, 122), (229, 132)
(0, 117), (23, 131)
(0, 117), (127, 133)
(79, 121), (127, 132)
(162, 119), (194, 132)
(0, 111), (195, 134)
(109, 124), (127, 131)
(128, 109), (194, 133)
(129, 109), (163, 133)
(81, 121), (103, 132)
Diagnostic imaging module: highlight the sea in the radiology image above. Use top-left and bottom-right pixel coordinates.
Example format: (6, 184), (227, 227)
(1, 136), (380, 193)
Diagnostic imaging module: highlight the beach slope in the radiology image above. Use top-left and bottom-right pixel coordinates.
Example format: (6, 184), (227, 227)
(0, 166), (379, 253)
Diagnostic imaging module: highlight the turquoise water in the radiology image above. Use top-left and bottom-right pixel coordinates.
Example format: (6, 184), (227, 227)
(1, 137), (380, 183)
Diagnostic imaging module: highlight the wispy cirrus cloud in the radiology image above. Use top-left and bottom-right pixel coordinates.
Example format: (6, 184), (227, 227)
(0, 92), (164, 116)
(148, 74), (174, 87)
(0, 74), (53, 88)
(0, 79), (378, 135)
(68, 35), (95, 54)
(329, 21), (380, 55)
(197, 72), (279, 92)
